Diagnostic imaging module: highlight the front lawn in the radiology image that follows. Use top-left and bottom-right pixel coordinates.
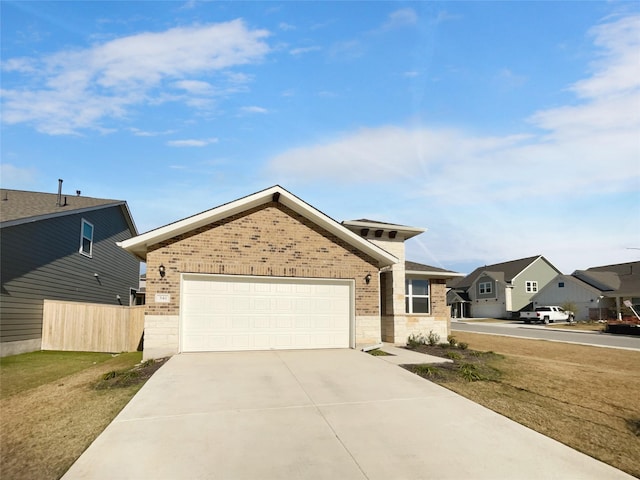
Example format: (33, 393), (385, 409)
(0, 350), (165, 480)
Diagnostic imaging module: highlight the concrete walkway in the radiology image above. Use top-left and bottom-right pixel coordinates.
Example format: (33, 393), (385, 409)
(63, 349), (632, 480)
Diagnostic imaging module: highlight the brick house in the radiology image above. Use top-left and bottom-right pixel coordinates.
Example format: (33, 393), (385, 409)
(119, 186), (461, 359)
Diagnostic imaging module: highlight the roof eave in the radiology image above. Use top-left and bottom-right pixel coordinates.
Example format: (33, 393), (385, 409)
(341, 220), (426, 239)
(0, 201), (126, 229)
(406, 270), (465, 279)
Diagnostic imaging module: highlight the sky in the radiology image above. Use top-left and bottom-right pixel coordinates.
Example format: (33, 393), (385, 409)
(2, 1), (639, 275)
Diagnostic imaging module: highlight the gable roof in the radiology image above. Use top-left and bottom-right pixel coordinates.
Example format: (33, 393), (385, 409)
(572, 261), (640, 297)
(449, 255), (553, 290)
(0, 188), (137, 234)
(118, 185), (398, 266)
(405, 260), (464, 279)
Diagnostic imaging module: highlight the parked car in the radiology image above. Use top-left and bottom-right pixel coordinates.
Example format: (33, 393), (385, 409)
(520, 306), (575, 324)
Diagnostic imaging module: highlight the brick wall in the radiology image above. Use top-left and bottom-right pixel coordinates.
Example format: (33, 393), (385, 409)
(145, 202), (380, 318)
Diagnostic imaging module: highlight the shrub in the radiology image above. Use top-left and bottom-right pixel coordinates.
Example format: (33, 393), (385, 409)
(427, 330), (440, 346)
(445, 351), (462, 360)
(407, 333), (426, 348)
(459, 363), (484, 382)
(458, 342), (469, 350)
(447, 335), (458, 347)
(413, 364), (440, 377)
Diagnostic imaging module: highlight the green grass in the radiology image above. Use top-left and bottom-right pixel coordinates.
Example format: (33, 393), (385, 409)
(0, 351), (118, 399)
(1, 350), (150, 480)
(367, 348), (392, 356)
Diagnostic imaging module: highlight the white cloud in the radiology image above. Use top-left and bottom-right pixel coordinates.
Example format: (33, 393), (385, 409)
(167, 137), (218, 147)
(268, 14), (639, 198)
(173, 80), (215, 95)
(290, 46), (321, 56)
(130, 127), (175, 137)
(279, 22), (296, 31)
(571, 15), (640, 99)
(1, 20), (271, 134)
(266, 14), (640, 272)
(382, 8), (418, 30)
(240, 106), (268, 114)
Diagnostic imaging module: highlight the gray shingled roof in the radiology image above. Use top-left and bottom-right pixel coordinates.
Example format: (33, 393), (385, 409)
(0, 189), (134, 231)
(449, 255), (547, 289)
(574, 261), (640, 297)
(405, 260), (459, 274)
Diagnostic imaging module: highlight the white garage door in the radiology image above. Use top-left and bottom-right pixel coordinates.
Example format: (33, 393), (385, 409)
(472, 302), (504, 319)
(181, 275), (352, 352)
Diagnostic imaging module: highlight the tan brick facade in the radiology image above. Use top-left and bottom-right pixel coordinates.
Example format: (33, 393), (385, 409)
(143, 203), (382, 355)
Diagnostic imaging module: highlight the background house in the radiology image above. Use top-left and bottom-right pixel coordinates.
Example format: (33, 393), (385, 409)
(119, 186), (461, 359)
(532, 262), (640, 321)
(0, 184), (139, 356)
(447, 255), (561, 319)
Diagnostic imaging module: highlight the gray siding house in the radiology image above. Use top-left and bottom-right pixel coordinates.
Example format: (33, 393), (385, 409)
(532, 262), (640, 321)
(447, 255), (561, 319)
(1, 187), (139, 356)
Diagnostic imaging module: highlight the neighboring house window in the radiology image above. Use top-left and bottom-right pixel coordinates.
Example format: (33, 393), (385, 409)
(526, 281), (538, 293)
(80, 219), (94, 257)
(559, 282), (565, 288)
(405, 279), (430, 314)
(479, 282), (492, 294)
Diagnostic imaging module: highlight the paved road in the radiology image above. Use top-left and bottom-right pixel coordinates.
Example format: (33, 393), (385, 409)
(452, 320), (640, 350)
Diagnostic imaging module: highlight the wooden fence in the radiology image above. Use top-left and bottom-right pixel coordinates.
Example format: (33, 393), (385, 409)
(41, 300), (145, 353)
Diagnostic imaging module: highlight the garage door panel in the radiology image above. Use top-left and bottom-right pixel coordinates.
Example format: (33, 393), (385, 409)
(181, 276), (351, 352)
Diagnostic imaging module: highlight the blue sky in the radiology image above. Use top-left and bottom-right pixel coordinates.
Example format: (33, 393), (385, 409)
(2, 1), (639, 274)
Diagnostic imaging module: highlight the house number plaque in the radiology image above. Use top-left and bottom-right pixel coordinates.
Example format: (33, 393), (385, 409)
(155, 293), (171, 303)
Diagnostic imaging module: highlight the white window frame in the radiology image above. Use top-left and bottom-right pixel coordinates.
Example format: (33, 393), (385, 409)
(405, 278), (430, 314)
(80, 219), (94, 257)
(479, 281), (492, 295)
(526, 281), (538, 293)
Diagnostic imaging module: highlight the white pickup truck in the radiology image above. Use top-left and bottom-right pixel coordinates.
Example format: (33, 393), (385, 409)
(520, 306), (575, 324)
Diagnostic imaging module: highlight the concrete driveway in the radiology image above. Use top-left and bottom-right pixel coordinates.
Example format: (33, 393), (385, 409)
(63, 349), (632, 479)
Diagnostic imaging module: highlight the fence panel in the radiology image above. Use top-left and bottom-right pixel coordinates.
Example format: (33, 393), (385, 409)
(42, 300), (144, 353)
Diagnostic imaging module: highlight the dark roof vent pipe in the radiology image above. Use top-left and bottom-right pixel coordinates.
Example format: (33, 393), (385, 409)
(56, 179), (63, 207)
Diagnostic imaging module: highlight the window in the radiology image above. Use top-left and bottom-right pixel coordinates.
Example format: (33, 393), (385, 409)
(405, 278), (430, 314)
(558, 282), (565, 288)
(526, 281), (538, 293)
(479, 281), (492, 295)
(80, 219), (94, 257)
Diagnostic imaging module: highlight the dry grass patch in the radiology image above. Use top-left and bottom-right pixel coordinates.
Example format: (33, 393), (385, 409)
(406, 333), (640, 478)
(546, 322), (605, 332)
(0, 351), (165, 480)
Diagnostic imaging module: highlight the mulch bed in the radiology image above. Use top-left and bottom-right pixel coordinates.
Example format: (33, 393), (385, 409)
(94, 357), (168, 390)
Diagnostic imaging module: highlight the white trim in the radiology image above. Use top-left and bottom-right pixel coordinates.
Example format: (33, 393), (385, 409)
(79, 218), (94, 257)
(479, 281), (493, 294)
(525, 280), (539, 293)
(179, 273), (356, 352)
(119, 186), (398, 266)
(405, 269), (464, 278)
(405, 278), (431, 314)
